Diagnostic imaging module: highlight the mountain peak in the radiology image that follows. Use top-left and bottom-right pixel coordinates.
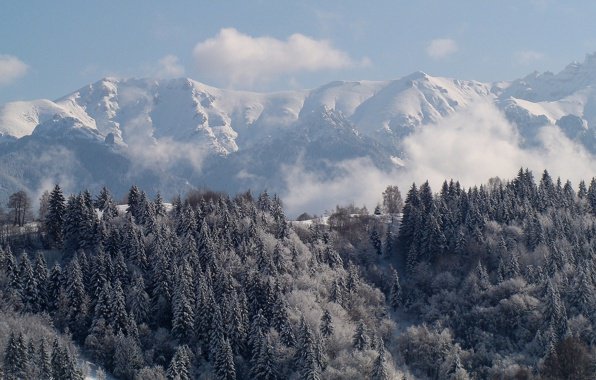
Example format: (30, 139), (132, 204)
(404, 70), (430, 81)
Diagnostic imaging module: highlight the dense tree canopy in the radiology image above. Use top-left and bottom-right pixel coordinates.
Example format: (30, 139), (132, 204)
(0, 168), (594, 379)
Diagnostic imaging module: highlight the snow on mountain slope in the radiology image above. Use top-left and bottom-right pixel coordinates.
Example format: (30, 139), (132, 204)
(2, 53), (596, 205)
(0, 73), (491, 149)
(51, 77), (309, 154)
(0, 99), (92, 139)
(500, 52), (596, 102)
(300, 80), (385, 118)
(351, 72), (491, 139)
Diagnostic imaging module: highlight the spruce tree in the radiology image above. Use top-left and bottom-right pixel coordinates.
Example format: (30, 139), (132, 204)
(544, 280), (568, 339)
(320, 309), (333, 338)
(127, 275), (150, 325)
(296, 317), (320, 380)
(172, 262), (195, 343)
(39, 337), (52, 380)
(389, 269), (402, 310)
(45, 184), (66, 248)
(126, 185), (142, 221)
(19, 252), (39, 312)
(250, 334), (278, 380)
(33, 252), (49, 311)
(65, 257), (90, 340)
(110, 279), (129, 334)
(371, 344), (390, 380)
(113, 332), (144, 380)
(352, 320), (370, 351)
(3, 331), (27, 380)
(48, 263), (63, 311)
(398, 183), (422, 256)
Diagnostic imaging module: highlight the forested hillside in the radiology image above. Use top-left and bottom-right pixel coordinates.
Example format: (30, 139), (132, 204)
(0, 168), (594, 379)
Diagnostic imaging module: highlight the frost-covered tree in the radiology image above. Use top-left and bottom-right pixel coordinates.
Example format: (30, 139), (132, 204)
(389, 269), (402, 310)
(352, 320), (370, 351)
(320, 309), (334, 338)
(45, 184), (66, 247)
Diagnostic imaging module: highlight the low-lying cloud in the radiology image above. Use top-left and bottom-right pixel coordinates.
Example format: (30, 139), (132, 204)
(282, 158), (401, 216)
(193, 28), (365, 88)
(402, 101), (596, 188)
(281, 101), (596, 216)
(0, 55), (28, 85)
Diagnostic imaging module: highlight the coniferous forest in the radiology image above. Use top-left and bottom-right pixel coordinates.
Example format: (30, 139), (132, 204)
(0, 168), (595, 379)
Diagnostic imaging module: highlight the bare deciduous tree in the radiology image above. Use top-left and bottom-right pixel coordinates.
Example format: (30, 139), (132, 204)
(8, 190), (31, 227)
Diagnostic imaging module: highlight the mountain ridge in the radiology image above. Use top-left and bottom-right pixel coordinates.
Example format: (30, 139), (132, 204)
(1, 54), (596, 210)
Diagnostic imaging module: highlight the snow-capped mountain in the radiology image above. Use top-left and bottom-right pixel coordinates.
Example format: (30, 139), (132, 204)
(1, 54), (596, 203)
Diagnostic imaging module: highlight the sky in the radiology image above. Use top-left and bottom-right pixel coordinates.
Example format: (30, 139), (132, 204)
(2, 1), (596, 104)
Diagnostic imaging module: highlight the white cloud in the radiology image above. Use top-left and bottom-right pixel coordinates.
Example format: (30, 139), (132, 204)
(192, 28), (365, 87)
(0, 55), (28, 85)
(516, 50), (544, 65)
(156, 54), (185, 78)
(282, 157), (400, 216)
(400, 101), (596, 190)
(281, 102), (596, 216)
(426, 38), (458, 59)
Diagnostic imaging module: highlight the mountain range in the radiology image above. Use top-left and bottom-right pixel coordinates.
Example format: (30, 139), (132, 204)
(2, 53), (596, 209)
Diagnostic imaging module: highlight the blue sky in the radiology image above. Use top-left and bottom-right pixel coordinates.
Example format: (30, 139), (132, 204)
(2, 1), (596, 103)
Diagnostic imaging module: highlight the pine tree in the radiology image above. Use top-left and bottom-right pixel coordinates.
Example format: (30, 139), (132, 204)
(45, 184), (66, 248)
(389, 269), (402, 310)
(126, 185), (143, 221)
(248, 308), (268, 355)
(370, 227), (383, 255)
(95, 186), (119, 220)
(154, 192), (167, 217)
(3, 331), (27, 380)
(48, 263), (63, 311)
(39, 337), (52, 380)
(227, 292), (249, 354)
(572, 264), (595, 317)
(113, 332), (145, 380)
(322, 246), (343, 268)
(25, 338), (36, 378)
(544, 280), (568, 339)
(588, 178), (596, 214)
(320, 309), (333, 338)
(296, 317), (320, 380)
(352, 320), (370, 351)
(398, 183), (422, 256)
(271, 296), (295, 347)
(330, 278), (344, 305)
(33, 252), (49, 311)
(172, 262), (195, 342)
(371, 343), (390, 380)
(127, 275), (150, 325)
(110, 279), (129, 334)
(250, 334), (277, 380)
(167, 345), (191, 380)
(66, 257), (91, 340)
(215, 338), (237, 380)
(92, 281), (113, 326)
(150, 250), (174, 326)
(19, 252), (39, 312)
